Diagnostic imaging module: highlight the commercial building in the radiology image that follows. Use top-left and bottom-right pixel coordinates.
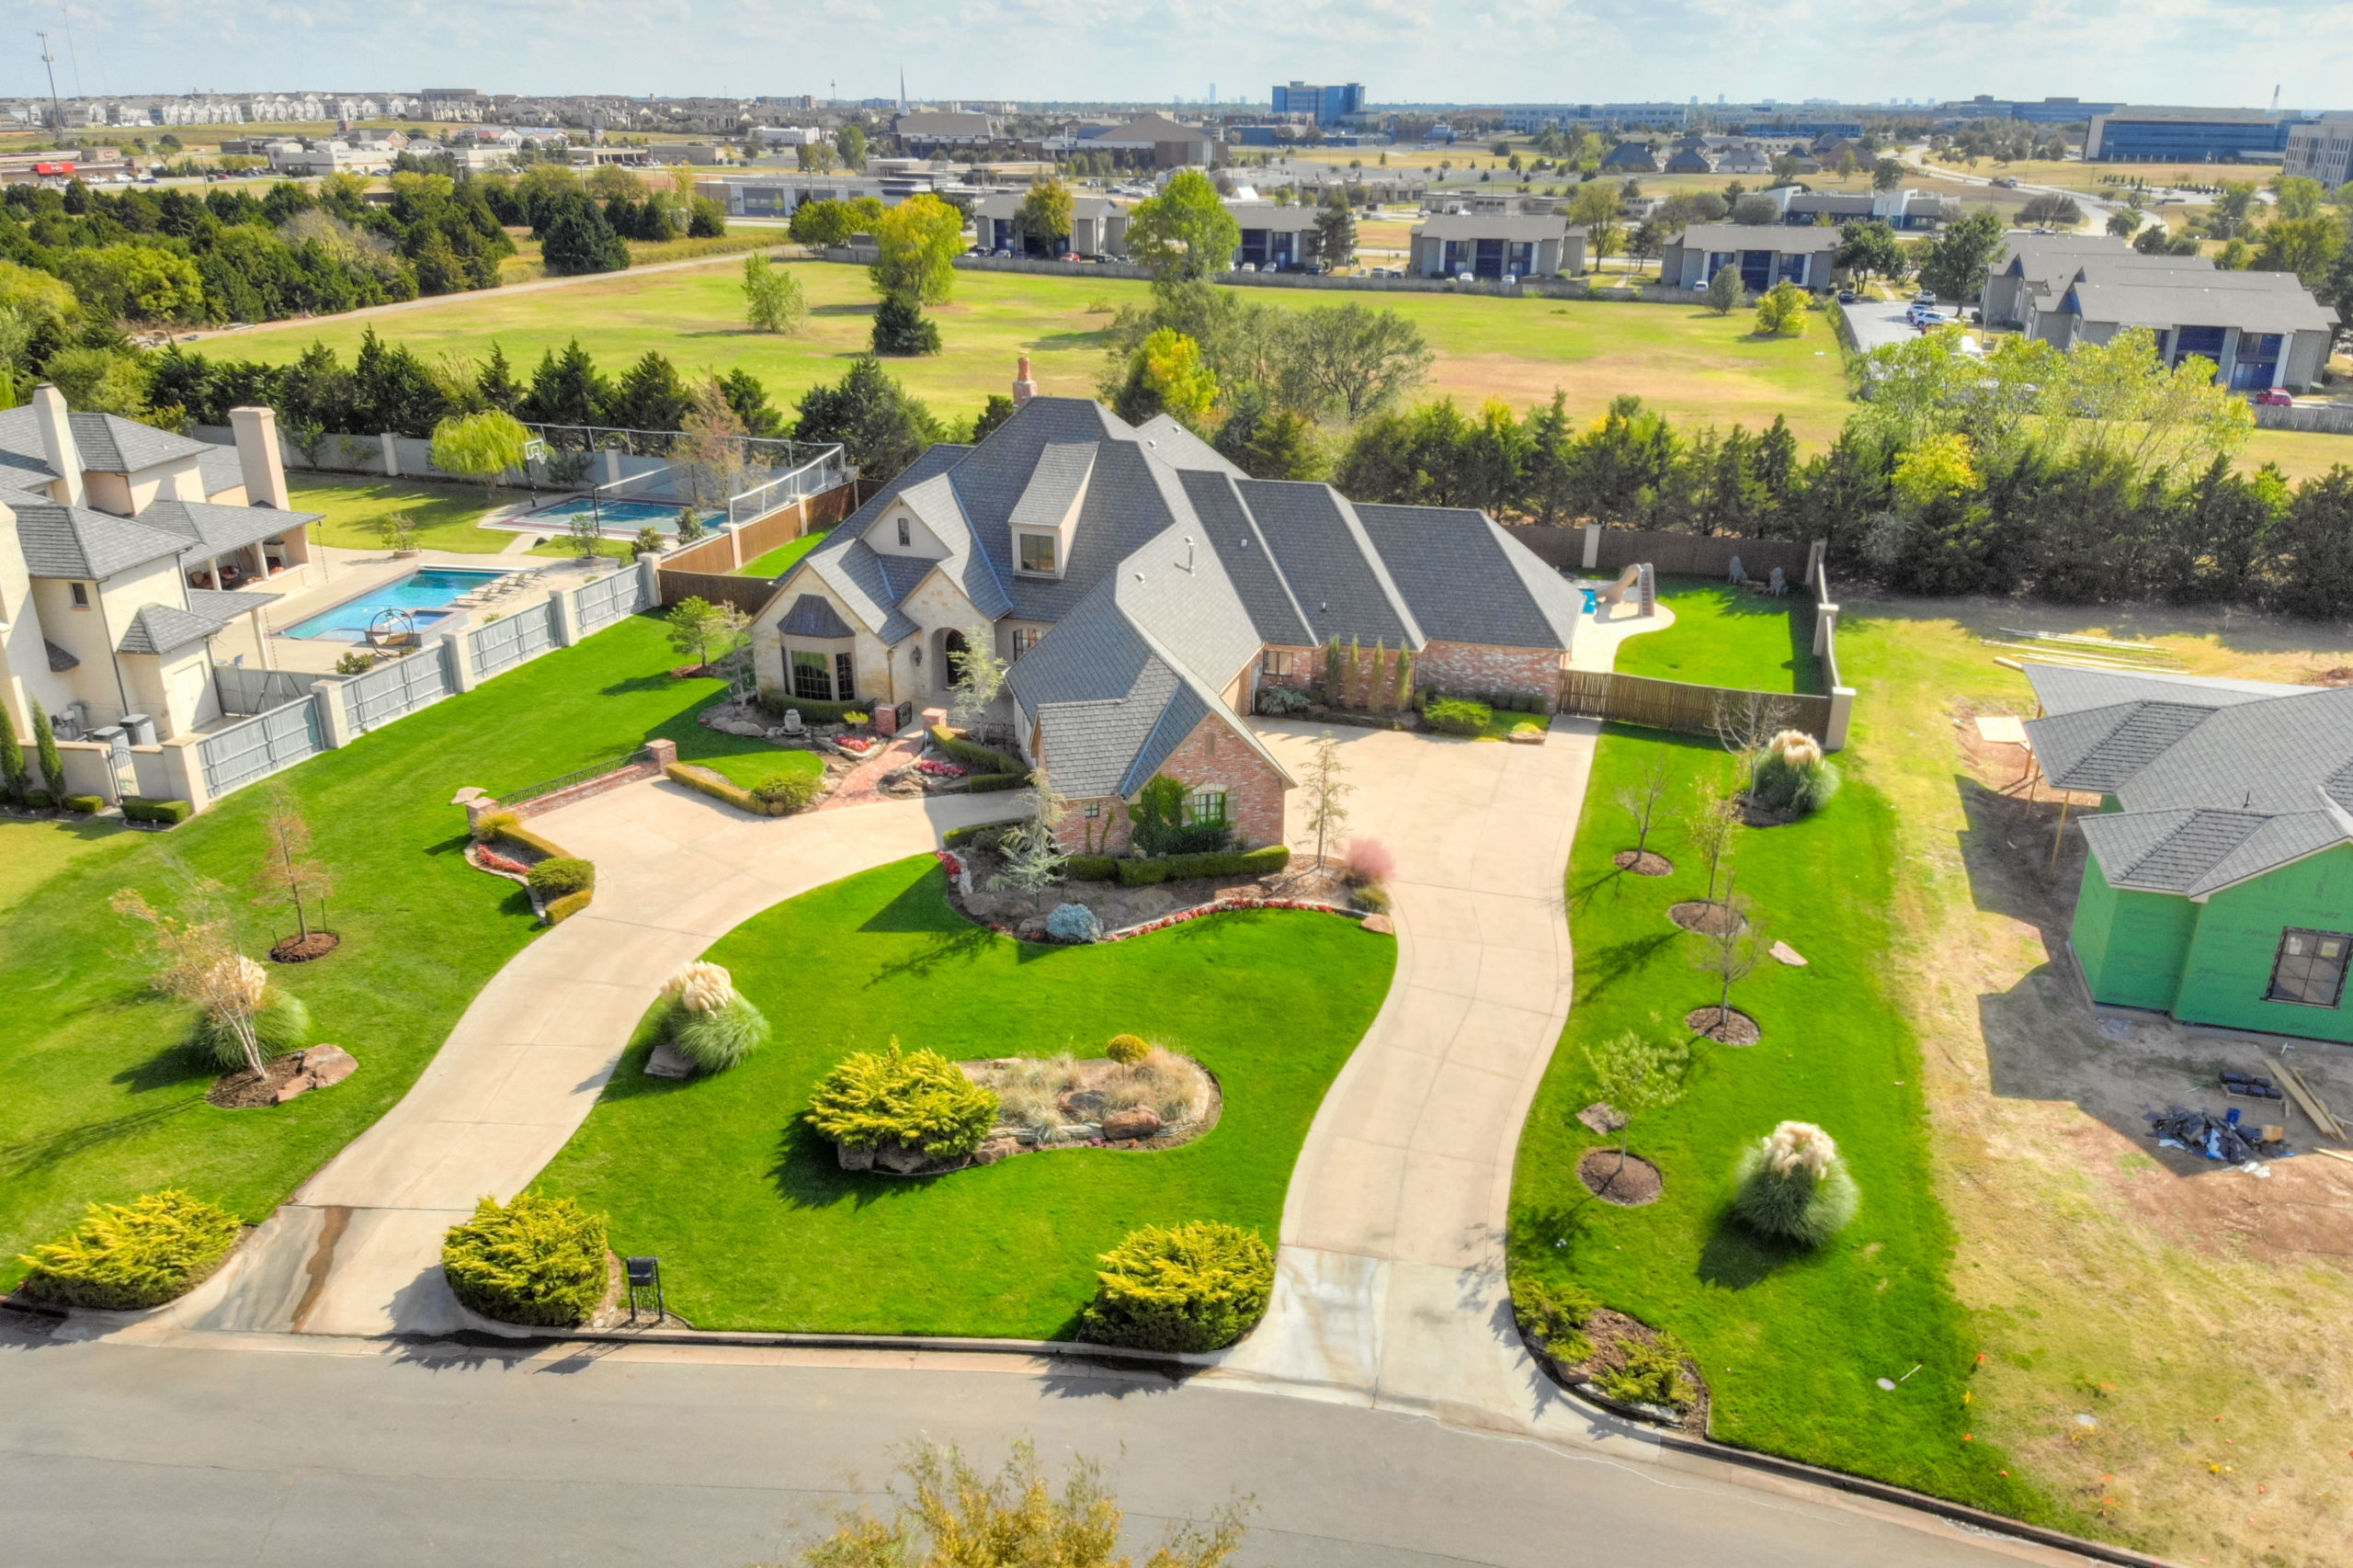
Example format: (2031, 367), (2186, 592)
(892, 110), (998, 151)
(1223, 201), (1323, 270)
(1941, 96), (2117, 124)
(1771, 186), (1960, 231)
(972, 191), (1129, 258)
(2085, 108), (2302, 164)
(1067, 114), (1217, 169)
(1270, 83), (1366, 126)
(1409, 213), (1583, 278)
(701, 173), (889, 219)
(2028, 269), (2336, 391)
(2285, 114), (2353, 189)
(1659, 222), (1841, 292)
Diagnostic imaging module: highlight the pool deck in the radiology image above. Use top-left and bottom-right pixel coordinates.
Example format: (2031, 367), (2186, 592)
(207, 546), (620, 676)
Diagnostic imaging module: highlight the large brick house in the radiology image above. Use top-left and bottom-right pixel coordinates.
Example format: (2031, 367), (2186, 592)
(747, 392), (1583, 852)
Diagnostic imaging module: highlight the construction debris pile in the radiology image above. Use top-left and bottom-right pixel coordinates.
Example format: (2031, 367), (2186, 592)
(2146, 1106), (2285, 1164)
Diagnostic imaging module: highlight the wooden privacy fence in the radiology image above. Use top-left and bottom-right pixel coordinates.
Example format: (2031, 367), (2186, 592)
(656, 569), (772, 616)
(1557, 669), (1836, 744)
(660, 478), (863, 576)
(1509, 525), (1814, 582)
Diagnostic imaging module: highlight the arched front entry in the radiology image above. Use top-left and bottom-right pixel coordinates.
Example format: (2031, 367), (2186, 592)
(938, 627), (971, 694)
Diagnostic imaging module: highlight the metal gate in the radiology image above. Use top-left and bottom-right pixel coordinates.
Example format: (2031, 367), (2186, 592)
(197, 697), (324, 799)
(341, 642), (455, 735)
(470, 600), (559, 678)
(572, 568), (643, 634)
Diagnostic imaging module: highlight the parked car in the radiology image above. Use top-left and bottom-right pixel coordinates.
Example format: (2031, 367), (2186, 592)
(1060, 252), (1081, 263)
(1913, 290), (1937, 305)
(1457, 270), (1474, 283)
(1992, 176), (2020, 188)
(1836, 290), (1857, 304)
(1238, 262), (1256, 272)
(2251, 388), (2295, 407)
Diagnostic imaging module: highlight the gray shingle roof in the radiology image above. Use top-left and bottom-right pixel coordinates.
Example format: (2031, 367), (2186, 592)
(1235, 480), (1421, 648)
(1675, 222), (1842, 254)
(11, 501), (190, 579)
(1178, 469), (1317, 647)
(778, 593), (855, 638)
(44, 638), (77, 672)
(187, 587), (279, 619)
(0, 404), (211, 476)
(117, 602), (220, 656)
(136, 498), (324, 562)
(2057, 272), (2337, 335)
(1355, 505), (1579, 651)
(1414, 213), (1575, 242)
(197, 445), (248, 498)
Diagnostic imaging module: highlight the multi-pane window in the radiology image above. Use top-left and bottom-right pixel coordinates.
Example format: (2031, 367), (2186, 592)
(1012, 628), (1041, 659)
(791, 650), (832, 701)
(897, 516), (911, 547)
(835, 651), (855, 700)
(2267, 928), (2351, 1007)
(1017, 532), (1058, 574)
(1261, 649), (1293, 677)
(1184, 790), (1228, 826)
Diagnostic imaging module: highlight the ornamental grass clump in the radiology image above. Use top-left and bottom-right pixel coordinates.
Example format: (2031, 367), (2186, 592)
(1081, 1221), (1275, 1353)
(1749, 729), (1840, 815)
(190, 985), (311, 1071)
(658, 960), (770, 1072)
(16, 1190), (243, 1311)
(805, 1039), (999, 1159)
(1731, 1119), (1861, 1246)
(440, 1192), (609, 1326)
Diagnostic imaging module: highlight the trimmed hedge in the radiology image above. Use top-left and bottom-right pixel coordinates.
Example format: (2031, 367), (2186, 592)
(543, 888), (595, 926)
(967, 770), (1029, 792)
(1117, 846), (1290, 886)
(942, 819), (1025, 849)
(22, 789), (54, 810)
(804, 1039), (999, 1158)
(755, 691), (875, 726)
(16, 1190), (244, 1311)
(120, 795), (192, 824)
(476, 810), (572, 863)
(528, 857), (596, 898)
(61, 793), (105, 814)
(665, 760), (812, 817)
(1081, 1221), (1275, 1353)
(928, 724), (1029, 792)
(1423, 697), (1492, 736)
(753, 770), (824, 812)
(1066, 854), (1118, 882)
(440, 1192), (609, 1327)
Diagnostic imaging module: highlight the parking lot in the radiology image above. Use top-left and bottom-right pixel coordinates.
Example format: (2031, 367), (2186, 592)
(1844, 295), (1939, 353)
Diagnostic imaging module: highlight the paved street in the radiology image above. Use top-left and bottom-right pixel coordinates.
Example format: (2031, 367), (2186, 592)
(0, 1326), (2067, 1568)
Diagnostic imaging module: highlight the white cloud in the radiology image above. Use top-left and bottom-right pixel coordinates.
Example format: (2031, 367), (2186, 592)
(12, 0), (2350, 109)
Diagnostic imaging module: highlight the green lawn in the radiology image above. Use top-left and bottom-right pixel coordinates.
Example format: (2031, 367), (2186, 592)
(658, 724), (824, 790)
(536, 857), (1395, 1335)
(1610, 576), (1825, 695)
(736, 527), (834, 578)
(217, 261), (1859, 445)
(1506, 725), (2046, 1522)
(0, 615), (732, 1291)
(288, 474), (529, 555)
(0, 813), (138, 907)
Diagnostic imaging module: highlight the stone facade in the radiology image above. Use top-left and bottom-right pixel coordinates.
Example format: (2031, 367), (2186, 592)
(1417, 641), (1563, 706)
(1054, 712), (1288, 856)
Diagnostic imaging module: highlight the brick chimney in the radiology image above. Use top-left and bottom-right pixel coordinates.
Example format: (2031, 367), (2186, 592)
(30, 384), (84, 507)
(1012, 355), (1038, 406)
(228, 405), (292, 510)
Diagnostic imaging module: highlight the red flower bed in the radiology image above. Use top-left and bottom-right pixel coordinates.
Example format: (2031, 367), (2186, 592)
(916, 758), (966, 778)
(471, 845), (530, 877)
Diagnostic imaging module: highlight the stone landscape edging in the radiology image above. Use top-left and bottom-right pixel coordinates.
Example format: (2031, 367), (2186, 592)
(937, 853), (1372, 944)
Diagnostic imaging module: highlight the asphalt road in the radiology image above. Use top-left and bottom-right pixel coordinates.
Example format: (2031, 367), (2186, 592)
(0, 1324), (2068, 1568)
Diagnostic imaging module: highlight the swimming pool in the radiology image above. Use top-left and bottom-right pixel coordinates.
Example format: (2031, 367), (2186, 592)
(281, 568), (507, 642)
(515, 497), (725, 537)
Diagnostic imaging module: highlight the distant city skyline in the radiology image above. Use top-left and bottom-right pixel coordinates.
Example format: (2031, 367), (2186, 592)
(10, 0), (2348, 113)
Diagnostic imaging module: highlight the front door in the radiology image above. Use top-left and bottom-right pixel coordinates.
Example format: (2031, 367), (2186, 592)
(941, 628), (970, 694)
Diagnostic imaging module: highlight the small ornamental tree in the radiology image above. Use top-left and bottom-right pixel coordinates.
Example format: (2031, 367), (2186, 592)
(1615, 751), (1671, 860)
(946, 622), (1009, 725)
(1683, 775), (1738, 905)
(1754, 278), (1809, 336)
(111, 887), (273, 1077)
(251, 785), (333, 946)
(373, 510), (417, 552)
(1302, 730), (1353, 867)
(740, 253), (808, 334)
(31, 703), (66, 798)
(1704, 263), (1743, 314)
(871, 291), (941, 356)
(990, 764), (1070, 893)
(0, 699), (28, 805)
(664, 596), (749, 671)
(1583, 1029), (1689, 1180)
(430, 409), (530, 501)
(1689, 877), (1763, 1032)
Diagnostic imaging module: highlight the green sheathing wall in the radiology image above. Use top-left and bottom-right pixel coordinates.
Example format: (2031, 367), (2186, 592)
(2071, 849), (2195, 1011)
(2177, 844), (2353, 1043)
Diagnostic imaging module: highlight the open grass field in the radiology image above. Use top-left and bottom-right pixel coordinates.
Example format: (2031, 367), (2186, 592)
(498, 231), (779, 285)
(1825, 597), (2353, 1566)
(1609, 576), (1824, 693)
(219, 260), (1865, 447)
(536, 857), (1394, 1335)
(0, 614), (730, 1296)
(1509, 724), (2045, 1520)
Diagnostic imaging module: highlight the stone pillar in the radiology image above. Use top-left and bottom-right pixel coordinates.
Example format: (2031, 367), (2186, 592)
(1824, 687), (1856, 753)
(313, 679), (352, 749)
(381, 432), (402, 478)
(442, 630), (477, 694)
(227, 406), (292, 509)
(1805, 537), (1825, 588)
(1012, 355), (1039, 406)
(636, 551), (663, 608)
(1813, 600), (1839, 657)
(1582, 521), (1601, 571)
(548, 585), (581, 647)
(643, 737), (677, 769)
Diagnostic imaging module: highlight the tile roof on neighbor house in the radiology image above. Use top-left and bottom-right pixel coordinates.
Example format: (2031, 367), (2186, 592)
(2024, 663), (2353, 894)
(771, 395), (1577, 807)
(0, 404), (213, 476)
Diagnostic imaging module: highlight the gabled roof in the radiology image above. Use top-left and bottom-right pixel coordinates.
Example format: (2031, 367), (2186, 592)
(0, 404), (212, 476)
(1354, 504), (1583, 651)
(135, 498), (324, 562)
(44, 638), (77, 672)
(11, 501), (190, 579)
(778, 593), (855, 638)
(1674, 222), (1842, 254)
(1234, 480), (1421, 648)
(1413, 212), (1574, 242)
(2054, 271), (2337, 335)
(116, 587), (280, 656)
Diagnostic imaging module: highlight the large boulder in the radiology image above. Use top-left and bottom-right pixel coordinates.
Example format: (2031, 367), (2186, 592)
(873, 1142), (929, 1175)
(1102, 1106), (1164, 1141)
(972, 1137), (1023, 1166)
(835, 1142), (876, 1172)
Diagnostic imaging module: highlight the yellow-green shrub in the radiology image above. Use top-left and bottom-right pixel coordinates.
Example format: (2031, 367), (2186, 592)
(16, 1190), (243, 1310)
(803, 1039), (998, 1157)
(1081, 1221), (1274, 1353)
(440, 1192), (608, 1326)
(1106, 1033), (1150, 1064)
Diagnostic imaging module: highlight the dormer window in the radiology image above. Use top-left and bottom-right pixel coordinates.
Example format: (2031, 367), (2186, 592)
(897, 516), (911, 548)
(1017, 532), (1059, 576)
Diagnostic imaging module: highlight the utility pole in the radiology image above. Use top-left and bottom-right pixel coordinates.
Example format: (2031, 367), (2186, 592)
(36, 30), (64, 138)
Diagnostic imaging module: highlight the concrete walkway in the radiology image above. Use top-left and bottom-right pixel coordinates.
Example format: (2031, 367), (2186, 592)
(202, 779), (1018, 1338)
(1215, 719), (1605, 1431)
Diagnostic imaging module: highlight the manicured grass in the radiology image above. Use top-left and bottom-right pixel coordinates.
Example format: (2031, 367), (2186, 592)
(1610, 575), (1825, 694)
(0, 614), (731, 1292)
(499, 232), (779, 284)
(288, 474), (528, 555)
(736, 527), (834, 578)
(1507, 725), (2046, 1522)
(535, 858), (1395, 1335)
(0, 813), (138, 907)
(657, 720), (825, 790)
(219, 261), (1859, 446)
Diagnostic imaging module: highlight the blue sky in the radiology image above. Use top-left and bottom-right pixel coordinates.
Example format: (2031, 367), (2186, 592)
(11, 0), (2348, 112)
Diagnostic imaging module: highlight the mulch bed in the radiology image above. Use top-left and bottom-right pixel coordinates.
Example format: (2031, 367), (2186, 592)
(1614, 849), (1673, 876)
(269, 932), (340, 963)
(1668, 900), (1744, 936)
(207, 1054), (307, 1108)
(1577, 1147), (1664, 1207)
(1685, 1005), (1760, 1046)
